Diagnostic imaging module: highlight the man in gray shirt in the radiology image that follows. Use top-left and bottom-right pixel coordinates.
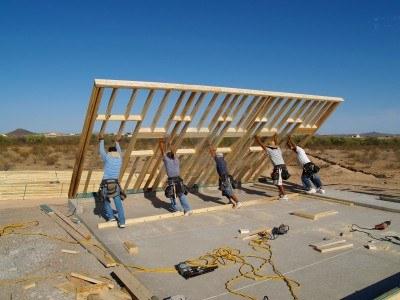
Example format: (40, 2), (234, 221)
(159, 138), (192, 215)
(255, 134), (289, 200)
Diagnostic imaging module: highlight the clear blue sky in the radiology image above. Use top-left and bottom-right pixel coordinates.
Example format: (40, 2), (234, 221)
(1, 0), (399, 134)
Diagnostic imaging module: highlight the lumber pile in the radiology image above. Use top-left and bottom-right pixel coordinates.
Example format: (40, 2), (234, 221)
(310, 239), (353, 253)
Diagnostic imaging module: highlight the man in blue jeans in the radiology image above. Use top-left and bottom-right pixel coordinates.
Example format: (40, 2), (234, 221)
(287, 136), (325, 194)
(159, 137), (192, 215)
(99, 134), (126, 228)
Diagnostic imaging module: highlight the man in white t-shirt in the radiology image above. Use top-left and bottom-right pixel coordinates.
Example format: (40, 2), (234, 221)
(255, 134), (289, 200)
(287, 136), (325, 194)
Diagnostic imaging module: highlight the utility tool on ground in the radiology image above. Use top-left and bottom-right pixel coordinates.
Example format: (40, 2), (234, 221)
(175, 262), (218, 279)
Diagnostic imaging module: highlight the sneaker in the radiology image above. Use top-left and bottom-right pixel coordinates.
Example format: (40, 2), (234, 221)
(306, 188), (317, 194)
(236, 202), (243, 209)
(107, 218), (116, 222)
(317, 188), (326, 194)
(279, 195), (289, 201)
(184, 211), (193, 216)
(119, 224), (126, 228)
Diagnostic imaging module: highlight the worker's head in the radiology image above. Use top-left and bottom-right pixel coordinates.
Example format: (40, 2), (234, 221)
(268, 139), (277, 148)
(108, 146), (117, 152)
(286, 141), (296, 151)
(166, 151), (175, 160)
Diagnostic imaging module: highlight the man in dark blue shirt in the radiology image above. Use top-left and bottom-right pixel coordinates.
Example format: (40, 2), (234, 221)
(208, 145), (241, 208)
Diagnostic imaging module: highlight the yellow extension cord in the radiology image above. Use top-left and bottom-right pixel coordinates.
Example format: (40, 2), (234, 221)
(0, 222), (299, 300)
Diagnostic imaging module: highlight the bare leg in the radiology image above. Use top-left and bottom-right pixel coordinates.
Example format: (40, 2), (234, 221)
(277, 185), (285, 197)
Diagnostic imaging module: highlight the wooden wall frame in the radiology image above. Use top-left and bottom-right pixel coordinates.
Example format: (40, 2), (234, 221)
(68, 79), (343, 198)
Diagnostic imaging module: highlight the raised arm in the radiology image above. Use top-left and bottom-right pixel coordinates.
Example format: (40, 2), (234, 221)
(168, 140), (176, 156)
(254, 135), (267, 151)
(208, 145), (216, 158)
(159, 139), (166, 156)
(99, 134), (107, 161)
(115, 136), (122, 154)
(286, 135), (296, 151)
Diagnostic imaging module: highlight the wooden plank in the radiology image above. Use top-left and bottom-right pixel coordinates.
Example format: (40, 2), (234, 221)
(111, 266), (154, 300)
(309, 239), (346, 249)
(99, 88), (118, 134)
(68, 86), (103, 198)
(124, 241), (139, 255)
(374, 287), (400, 300)
(96, 114), (142, 121)
(95, 79), (344, 102)
(70, 272), (114, 289)
(317, 243), (353, 253)
(44, 211), (116, 267)
(98, 195), (288, 229)
(61, 249), (79, 254)
(48, 205), (91, 240)
(117, 88), (138, 138)
(290, 210), (338, 220)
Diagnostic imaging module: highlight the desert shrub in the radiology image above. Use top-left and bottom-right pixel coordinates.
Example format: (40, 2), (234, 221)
(45, 155), (58, 165)
(0, 161), (12, 171)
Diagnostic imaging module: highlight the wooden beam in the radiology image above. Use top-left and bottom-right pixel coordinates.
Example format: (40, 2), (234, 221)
(290, 210), (338, 220)
(111, 266), (154, 300)
(95, 79), (344, 102)
(98, 195), (291, 229)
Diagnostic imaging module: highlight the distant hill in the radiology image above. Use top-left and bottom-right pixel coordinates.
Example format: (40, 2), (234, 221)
(6, 128), (36, 137)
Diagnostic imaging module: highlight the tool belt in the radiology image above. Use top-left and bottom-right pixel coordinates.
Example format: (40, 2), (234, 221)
(165, 176), (188, 198)
(218, 174), (237, 191)
(302, 162), (320, 177)
(271, 164), (290, 180)
(99, 179), (126, 201)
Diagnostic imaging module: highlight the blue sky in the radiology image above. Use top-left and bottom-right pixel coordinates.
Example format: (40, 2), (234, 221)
(0, 0), (399, 134)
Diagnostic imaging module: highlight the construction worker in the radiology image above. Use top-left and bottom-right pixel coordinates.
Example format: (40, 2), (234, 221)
(98, 134), (126, 228)
(254, 134), (290, 200)
(208, 144), (242, 208)
(287, 136), (325, 194)
(159, 137), (192, 215)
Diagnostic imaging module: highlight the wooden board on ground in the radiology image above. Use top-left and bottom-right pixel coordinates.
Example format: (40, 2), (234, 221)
(111, 266), (155, 300)
(68, 79), (343, 198)
(70, 272), (114, 289)
(41, 206), (117, 267)
(309, 239), (346, 249)
(316, 243), (354, 253)
(124, 241), (139, 255)
(98, 195), (286, 229)
(290, 210), (338, 220)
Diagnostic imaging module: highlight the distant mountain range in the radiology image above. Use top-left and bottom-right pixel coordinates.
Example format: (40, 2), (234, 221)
(1, 128), (398, 137)
(6, 128), (36, 136)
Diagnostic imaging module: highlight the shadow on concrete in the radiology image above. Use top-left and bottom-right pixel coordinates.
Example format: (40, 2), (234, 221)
(191, 191), (226, 205)
(238, 186), (267, 196)
(143, 190), (171, 211)
(341, 272), (400, 300)
(92, 192), (104, 217)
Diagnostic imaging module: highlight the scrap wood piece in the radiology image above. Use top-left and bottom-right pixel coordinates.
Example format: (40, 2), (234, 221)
(62, 249), (80, 254)
(374, 287), (400, 300)
(241, 227), (272, 240)
(98, 196), (282, 229)
(111, 266), (155, 300)
(290, 210), (338, 220)
(309, 239), (346, 249)
(77, 282), (109, 294)
(23, 282), (36, 290)
(316, 243), (353, 253)
(70, 272), (114, 289)
(48, 205), (91, 240)
(44, 208), (116, 267)
(123, 241), (138, 255)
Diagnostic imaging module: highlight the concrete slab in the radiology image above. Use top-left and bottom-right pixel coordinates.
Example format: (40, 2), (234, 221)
(77, 186), (400, 300)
